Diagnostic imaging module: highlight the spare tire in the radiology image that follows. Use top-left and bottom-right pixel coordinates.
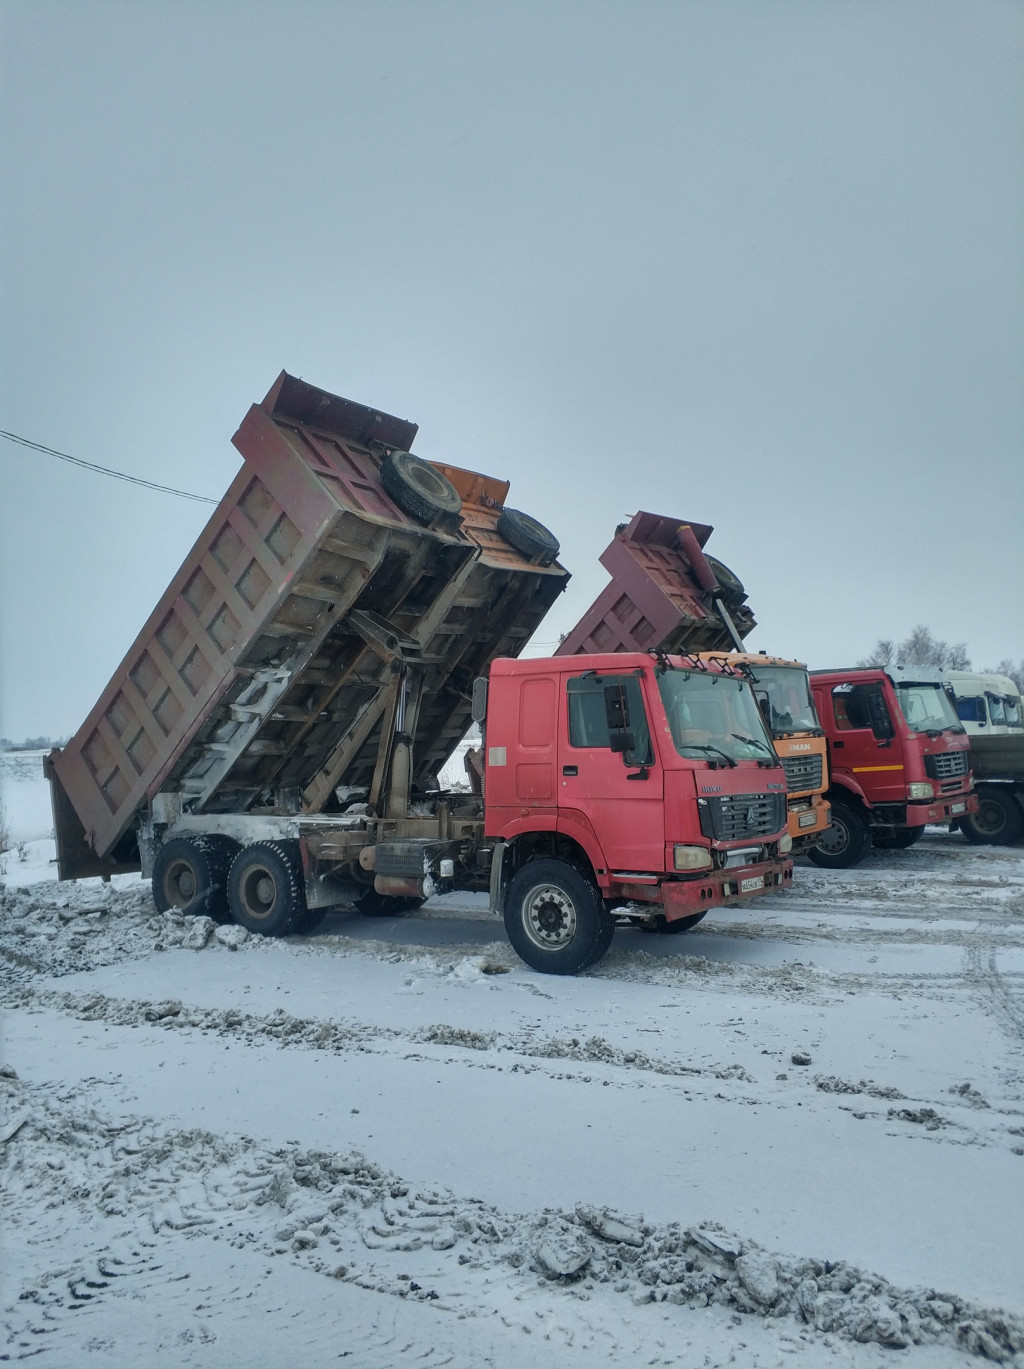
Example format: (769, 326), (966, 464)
(705, 554), (746, 605)
(496, 508), (560, 565)
(381, 450), (462, 525)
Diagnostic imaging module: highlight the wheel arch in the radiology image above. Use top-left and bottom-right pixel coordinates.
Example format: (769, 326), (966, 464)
(826, 777), (871, 811)
(505, 830), (598, 880)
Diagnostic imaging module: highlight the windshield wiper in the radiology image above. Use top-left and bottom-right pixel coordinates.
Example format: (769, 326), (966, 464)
(731, 732), (775, 757)
(683, 743), (737, 768)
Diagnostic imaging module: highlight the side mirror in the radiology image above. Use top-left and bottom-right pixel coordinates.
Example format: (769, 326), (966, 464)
(604, 681), (630, 732)
(609, 729), (636, 755)
(868, 694), (893, 741)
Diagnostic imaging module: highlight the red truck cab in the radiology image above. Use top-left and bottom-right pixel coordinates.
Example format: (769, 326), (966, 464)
(482, 651), (793, 972)
(808, 666), (978, 868)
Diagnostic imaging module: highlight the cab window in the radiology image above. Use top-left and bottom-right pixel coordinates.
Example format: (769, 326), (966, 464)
(567, 674), (653, 766)
(955, 696), (986, 724)
(832, 684), (893, 739)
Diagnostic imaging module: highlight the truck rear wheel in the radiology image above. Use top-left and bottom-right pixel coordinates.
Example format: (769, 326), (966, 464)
(152, 835), (238, 922)
(227, 841), (307, 937)
(496, 508), (560, 566)
(381, 450), (462, 525)
(503, 859), (613, 974)
(960, 789), (1024, 846)
(806, 800), (868, 869)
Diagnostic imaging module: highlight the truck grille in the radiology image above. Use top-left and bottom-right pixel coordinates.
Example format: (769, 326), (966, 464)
(924, 751), (968, 782)
(698, 792), (787, 842)
(780, 753), (823, 793)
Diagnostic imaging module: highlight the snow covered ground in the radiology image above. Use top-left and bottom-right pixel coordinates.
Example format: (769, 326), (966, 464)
(2, 750), (1024, 1368)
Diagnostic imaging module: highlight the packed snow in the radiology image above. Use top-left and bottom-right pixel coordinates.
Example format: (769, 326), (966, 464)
(2, 750), (1023, 1367)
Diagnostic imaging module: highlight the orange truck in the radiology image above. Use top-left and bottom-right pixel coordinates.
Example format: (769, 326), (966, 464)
(697, 653), (831, 853)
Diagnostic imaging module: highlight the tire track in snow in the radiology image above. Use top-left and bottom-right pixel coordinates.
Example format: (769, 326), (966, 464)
(965, 945), (1024, 1047)
(3, 1074), (1022, 1367)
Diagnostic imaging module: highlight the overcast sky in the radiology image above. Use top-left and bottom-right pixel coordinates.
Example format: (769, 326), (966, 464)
(2, 0), (1021, 740)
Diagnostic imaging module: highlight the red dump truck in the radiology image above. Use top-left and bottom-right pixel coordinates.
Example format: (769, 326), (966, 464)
(46, 373), (791, 973)
(807, 665), (978, 867)
(556, 514), (832, 854)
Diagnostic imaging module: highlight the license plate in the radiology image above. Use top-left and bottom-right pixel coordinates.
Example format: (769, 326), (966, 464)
(950, 802), (966, 815)
(740, 875), (764, 893)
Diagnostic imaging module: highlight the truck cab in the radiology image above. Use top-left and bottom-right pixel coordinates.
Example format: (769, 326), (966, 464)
(697, 653), (830, 852)
(484, 652), (793, 971)
(945, 671), (1023, 737)
(944, 671), (1024, 845)
(808, 665), (978, 868)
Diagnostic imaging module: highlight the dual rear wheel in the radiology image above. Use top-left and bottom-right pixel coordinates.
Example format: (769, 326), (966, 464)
(152, 837), (323, 936)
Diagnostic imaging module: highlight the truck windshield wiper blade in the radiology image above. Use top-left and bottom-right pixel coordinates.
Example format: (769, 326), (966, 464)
(684, 743), (737, 767)
(731, 732), (775, 756)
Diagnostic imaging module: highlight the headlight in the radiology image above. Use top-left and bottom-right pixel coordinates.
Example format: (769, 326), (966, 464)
(778, 834), (793, 854)
(674, 844), (712, 871)
(908, 782), (934, 800)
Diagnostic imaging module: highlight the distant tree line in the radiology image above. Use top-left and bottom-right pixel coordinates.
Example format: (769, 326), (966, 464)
(857, 625), (1023, 692)
(0, 736), (65, 751)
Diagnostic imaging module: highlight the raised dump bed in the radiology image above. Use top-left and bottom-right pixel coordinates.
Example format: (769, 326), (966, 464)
(47, 372), (569, 879)
(555, 510), (754, 657)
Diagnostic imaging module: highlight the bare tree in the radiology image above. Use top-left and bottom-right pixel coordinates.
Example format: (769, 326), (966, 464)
(857, 625), (971, 671)
(985, 658), (1024, 692)
(857, 638), (895, 668)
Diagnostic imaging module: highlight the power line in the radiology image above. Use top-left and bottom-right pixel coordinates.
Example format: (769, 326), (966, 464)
(0, 429), (218, 504)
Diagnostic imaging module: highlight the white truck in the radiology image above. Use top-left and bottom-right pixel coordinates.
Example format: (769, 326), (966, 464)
(945, 671), (1024, 845)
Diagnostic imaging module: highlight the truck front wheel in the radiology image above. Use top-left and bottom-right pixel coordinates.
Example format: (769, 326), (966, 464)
(806, 800), (868, 869)
(228, 841), (307, 937)
(152, 836), (238, 921)
(503, 859), (613, 974)
(960, 789), (1024, 846)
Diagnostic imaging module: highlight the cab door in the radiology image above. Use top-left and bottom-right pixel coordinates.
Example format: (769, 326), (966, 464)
(557, 670), (665, 871)
(828, 682), (906, 803)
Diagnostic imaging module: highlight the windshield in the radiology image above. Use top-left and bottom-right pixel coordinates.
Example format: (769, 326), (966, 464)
(745, 666), (820, 736)
(987, 694), (1007, 727)
(895, 683), (962, 735)
(657, 669), (778, 764)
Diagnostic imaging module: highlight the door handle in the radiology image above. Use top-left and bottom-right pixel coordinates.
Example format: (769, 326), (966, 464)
(832, 741), (845, 749)
(562, 765), (578, 776)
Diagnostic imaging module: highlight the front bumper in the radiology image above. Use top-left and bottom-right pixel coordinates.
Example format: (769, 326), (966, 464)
(656, 859), (793, 923)
(905, 793), (979, 827)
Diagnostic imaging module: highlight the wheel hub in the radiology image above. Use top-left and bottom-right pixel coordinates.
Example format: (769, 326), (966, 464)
(817, 821), (849, 854)
(523, 884), (577, 950)
(166, 860), (197, 905)
(240, 868), (277, 918)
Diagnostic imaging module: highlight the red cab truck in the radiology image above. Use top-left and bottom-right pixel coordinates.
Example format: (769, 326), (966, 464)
(807, 665), (978, 868)
(45, 373), (791, 974)
(484, 652), (793, 966)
